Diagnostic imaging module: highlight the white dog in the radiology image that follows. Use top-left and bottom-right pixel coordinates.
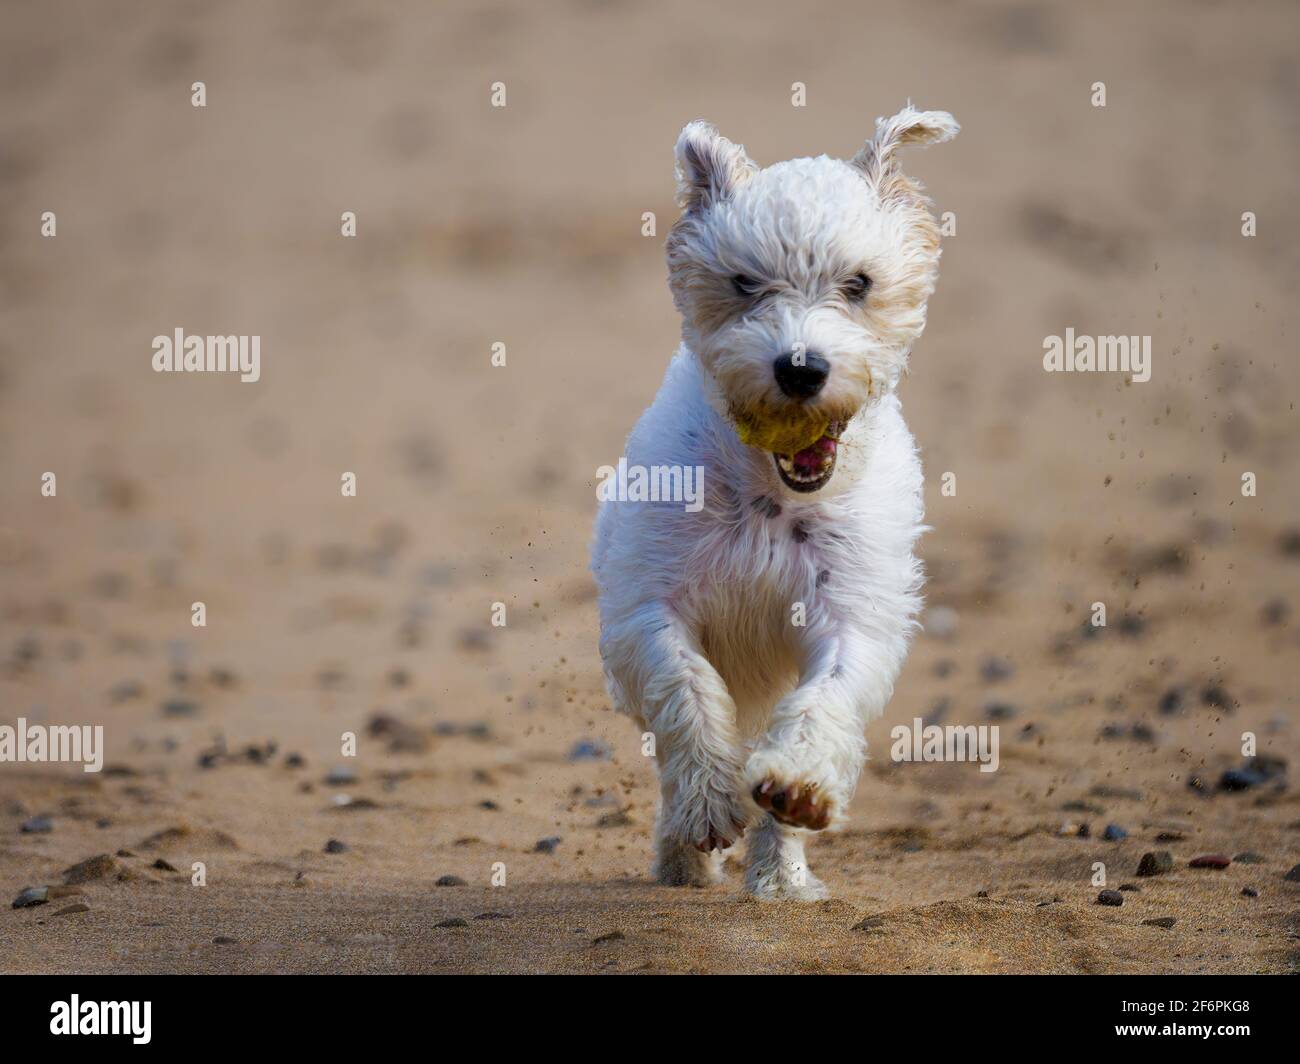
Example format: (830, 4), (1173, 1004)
(591, 106), (957, 900)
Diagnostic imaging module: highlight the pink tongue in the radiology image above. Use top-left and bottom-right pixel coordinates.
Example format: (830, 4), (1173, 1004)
(792, 435), (836, 474)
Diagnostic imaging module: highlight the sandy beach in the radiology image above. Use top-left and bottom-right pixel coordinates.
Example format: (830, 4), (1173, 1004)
(1, 0), (1298, 974)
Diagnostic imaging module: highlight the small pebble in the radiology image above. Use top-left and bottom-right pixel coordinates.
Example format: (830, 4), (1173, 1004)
(1219, 755), (1288, 792)
(1143, 917), (1177, 929)
(1096, 890), (1124, 906)
(1116, 614), (1146, 638)
(851, 916), (886, 931)
(325, 765), (357, 786)
(1157, 688), (1184, 715)
(161, 699), (199, 718)
(1260, 597), (1290, 626)
(12, 886), (48, 909)
(592, 930), (625, 944)
(1136, 851), (1174, 877)
(924, 606), (958, 640)
(1090, 785), (1144, 801)
(1241, 887), (1259, 898)
(1200, 684), (1233, 711)
(1282, 864), (1300, 883)
(435, 917), (468, 928)
(979, 656), (1013, 683)
(1234, 852), (1265, 865)
(1102, 824), (1128, 841)
(108, 680), (144, 703)
(1118, 883), (1141, 892)
(568, 739), (611, 762)
(324, 839), (349, 854)
(151, 859), (177, 871)
(1189, 854), (1231, 869)
(213, 936), (238, 945)
(54, 903), (90, 916)
(20, 815), (53, 834)
(435, 874), (467, 887)
(534, 836), (563, 854)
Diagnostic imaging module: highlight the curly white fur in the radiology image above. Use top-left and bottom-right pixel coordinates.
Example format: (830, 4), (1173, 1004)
(592, 106), (957, 899)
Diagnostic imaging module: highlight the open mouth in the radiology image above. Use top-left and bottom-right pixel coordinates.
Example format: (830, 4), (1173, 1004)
(773, 422), (842, 493)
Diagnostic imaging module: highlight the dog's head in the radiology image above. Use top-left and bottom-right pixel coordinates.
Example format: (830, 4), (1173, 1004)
(666, 106), (957, 493)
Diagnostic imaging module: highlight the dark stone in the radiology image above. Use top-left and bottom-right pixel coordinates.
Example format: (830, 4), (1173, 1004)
(12, 886), (48, 908)
(435, 874), (467, 887)
(1102, 824), (1128, 841)
(1136, 851), (1174, 877)
(20, 815), (53, 834)
(980, 656), (1014, 683)
(1096, 890), (1124, 906)
(1158, 688), (1184, 715)
(435, 918), (468, 928)
(1218, 755), (1287, 792)
(324, 839), (349, 854)
(1200, 684), (1233, 711)
(1116, 613), (1146, 638)
(1241, 887), (1259, 898)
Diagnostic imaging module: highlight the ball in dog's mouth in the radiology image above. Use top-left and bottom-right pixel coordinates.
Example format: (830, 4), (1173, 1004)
(774, 422), (842, 493)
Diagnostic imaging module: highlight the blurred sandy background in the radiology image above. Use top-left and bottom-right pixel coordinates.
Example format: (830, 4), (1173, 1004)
(1, 0), (1298, 973)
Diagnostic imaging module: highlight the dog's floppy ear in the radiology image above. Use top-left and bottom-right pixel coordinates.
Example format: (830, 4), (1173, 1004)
(851, 105), (958, 192)
(674, 121), (757, 212)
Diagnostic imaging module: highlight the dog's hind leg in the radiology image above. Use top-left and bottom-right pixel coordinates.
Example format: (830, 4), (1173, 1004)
(745, 815), (827, 901)
(600, 603), (749, 882)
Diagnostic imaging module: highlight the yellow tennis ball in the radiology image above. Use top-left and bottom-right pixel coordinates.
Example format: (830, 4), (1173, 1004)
(734, 410), (829, 455)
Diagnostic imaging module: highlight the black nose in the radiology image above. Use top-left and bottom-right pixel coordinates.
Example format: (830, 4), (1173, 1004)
(773, 352), (829, 399)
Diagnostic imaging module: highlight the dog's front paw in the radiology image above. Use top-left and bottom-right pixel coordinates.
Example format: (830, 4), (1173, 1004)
(751, 778), (835, 830)
(745, 751), (841, 831)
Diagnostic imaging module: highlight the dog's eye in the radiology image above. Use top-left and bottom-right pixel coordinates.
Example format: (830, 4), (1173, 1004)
(842, 273), (872, 302)
(732, 275), (765, 299)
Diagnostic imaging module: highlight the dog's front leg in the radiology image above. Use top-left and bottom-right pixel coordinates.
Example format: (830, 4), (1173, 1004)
(745, 617), (891, 833)
(602, 603), (748, 885)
